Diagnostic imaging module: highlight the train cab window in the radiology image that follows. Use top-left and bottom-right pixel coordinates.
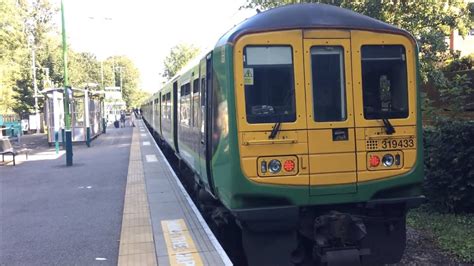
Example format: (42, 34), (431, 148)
(361, 45), (408, 119)
(310, 46), (346, 122)
(243, 46), (296, 124)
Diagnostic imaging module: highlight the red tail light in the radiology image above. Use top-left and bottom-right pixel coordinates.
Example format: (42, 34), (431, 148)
(369, 155), (380, 167)
(283, 160), (295, 172)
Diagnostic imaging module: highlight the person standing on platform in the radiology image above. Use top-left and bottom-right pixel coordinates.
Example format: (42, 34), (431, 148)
(120, 111), (126, 128)
(130, 109), (135, 127)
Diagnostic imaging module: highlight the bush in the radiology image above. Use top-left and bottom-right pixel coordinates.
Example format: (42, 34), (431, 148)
(423, 120), (474, 213)
(444, 54), (474, 72)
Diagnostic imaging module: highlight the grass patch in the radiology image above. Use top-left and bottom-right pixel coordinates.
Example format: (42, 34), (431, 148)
(407, 207), (474, 263)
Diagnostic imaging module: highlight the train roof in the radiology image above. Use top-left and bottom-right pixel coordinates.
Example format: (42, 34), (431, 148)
(216, 3), (411, 46)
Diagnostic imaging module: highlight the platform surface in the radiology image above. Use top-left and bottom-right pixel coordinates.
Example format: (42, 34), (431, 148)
(133, 120), (231, 266)
(1, 127), (132, 265)
(0, 120), (231, 266)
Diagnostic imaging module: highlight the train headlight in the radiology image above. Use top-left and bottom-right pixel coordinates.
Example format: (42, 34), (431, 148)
(268, 160), (282, 174)
(382, 154), (395, 167)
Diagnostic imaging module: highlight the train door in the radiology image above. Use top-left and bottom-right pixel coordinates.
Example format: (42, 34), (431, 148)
(197, 53), (215, 195)
(302, 31), (357, 196)
(152, 98), (155, 128)
(158, 92), (162, 135)
(173, 81), (179, 153)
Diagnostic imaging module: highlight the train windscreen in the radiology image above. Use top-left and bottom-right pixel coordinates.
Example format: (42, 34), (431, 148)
(361, 45), (409, 120)
(243, 46), (296, 124)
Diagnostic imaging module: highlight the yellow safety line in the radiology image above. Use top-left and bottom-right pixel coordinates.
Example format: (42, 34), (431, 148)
(161, 219), (204, 266)
(118, 127), (158, 266)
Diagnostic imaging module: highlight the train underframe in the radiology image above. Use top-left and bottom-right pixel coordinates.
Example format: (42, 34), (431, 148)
(233, 196), (424, 266)
(145, 120), (424, 266)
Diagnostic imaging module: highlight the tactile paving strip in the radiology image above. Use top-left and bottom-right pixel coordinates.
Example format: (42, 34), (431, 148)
(118, 127), (158, 266)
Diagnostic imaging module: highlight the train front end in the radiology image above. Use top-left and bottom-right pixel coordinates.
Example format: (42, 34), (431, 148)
(212, 4), (425, 265)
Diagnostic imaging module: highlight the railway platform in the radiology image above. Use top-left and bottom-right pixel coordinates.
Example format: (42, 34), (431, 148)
(120, 120), (231, 265)
(0, 119), (231, 266)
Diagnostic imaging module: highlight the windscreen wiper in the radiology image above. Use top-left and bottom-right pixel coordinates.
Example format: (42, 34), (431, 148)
(382, 118), (395, 135)
(267, 89), (293, 140)
(268, 122), (281, 139)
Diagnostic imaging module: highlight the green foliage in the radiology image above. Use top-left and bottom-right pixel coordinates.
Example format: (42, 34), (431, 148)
(103, 56), (142, 108)
(68, 52), (102, 87)
(0, 0), (28, 114)
(129, 89), (150, 108)
(162, 44), (200, 81)
(439, 74), (473, 114)
(444, 53), (474, 72)
(423, 120), (474, 214)
(469, 2), (474, 26)
(407, 208), (474, 263)
(241, 0), (343, 10)
(0, 0), (145, 114)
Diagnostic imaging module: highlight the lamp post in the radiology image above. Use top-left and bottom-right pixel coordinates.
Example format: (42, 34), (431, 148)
(61, 0), (73, 166)
(27, 32), (40, 134)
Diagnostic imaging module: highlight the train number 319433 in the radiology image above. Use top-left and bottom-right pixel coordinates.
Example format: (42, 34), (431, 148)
(381, 138), (415, 149)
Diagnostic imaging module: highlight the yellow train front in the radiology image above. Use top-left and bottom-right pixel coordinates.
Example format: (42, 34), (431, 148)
(142, 4), (425, 265)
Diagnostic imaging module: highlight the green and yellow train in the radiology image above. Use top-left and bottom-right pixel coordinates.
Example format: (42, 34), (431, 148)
(142, 4), (425, 265)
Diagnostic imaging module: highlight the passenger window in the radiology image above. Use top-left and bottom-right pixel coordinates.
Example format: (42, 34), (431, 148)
(180, 83), (191, 126)
(192, 79), (199, 127)
(310, 46), (346, 122)
(243, 46), (296, 124)
(161, 95), (166, 119)
(193, 79), (199, 93)
(361, 45), (408, 119)
(163, 93), (171, 120)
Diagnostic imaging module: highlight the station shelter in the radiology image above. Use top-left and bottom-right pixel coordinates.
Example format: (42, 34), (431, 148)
(43, 87), (104, 145)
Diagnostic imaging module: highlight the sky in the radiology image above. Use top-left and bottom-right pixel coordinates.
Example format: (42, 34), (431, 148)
(52, 0), (256, 92)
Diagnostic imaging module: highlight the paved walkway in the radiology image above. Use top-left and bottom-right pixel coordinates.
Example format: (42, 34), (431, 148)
(118, 126), (157, 265)
(137, 120), (230, 266)
(0, 127), (132, 265)
(1, 120), (231, 265)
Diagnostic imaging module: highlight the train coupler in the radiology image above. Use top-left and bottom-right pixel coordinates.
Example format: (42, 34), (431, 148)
(320, 248), (370, 266)
(313, 211), (369, 265)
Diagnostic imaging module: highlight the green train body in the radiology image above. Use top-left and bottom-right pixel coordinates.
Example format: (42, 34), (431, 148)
(142, 4), (424, 265)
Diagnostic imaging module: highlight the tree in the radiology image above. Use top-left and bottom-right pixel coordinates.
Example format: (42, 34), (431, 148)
(129, 89), (150, 108)
(0, 0), (145, 115)
(67, 52), (101, 87)
(241, 0), (343, 9)
(5, 0), (58, 116)
(0, 0), (28, 114)
(103, 56), (141, 108)
(162, 44), (200, 80)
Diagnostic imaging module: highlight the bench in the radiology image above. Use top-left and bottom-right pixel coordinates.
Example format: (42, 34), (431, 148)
(0, 138), (29, 166)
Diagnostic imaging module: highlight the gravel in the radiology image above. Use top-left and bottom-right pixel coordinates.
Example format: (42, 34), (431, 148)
(397, 226), (460, 265)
